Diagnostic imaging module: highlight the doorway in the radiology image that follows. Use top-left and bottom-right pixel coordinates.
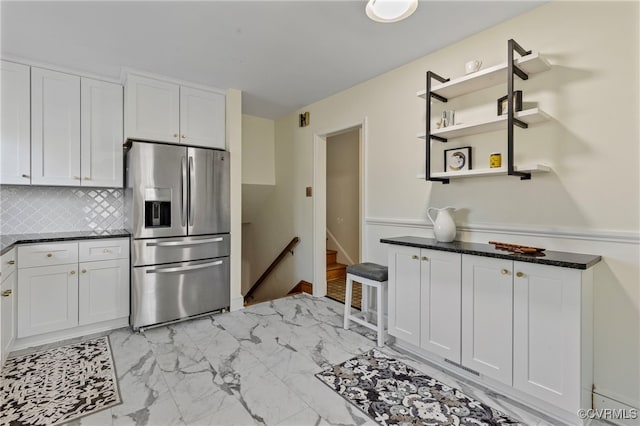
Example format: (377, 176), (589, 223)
(312, 119), (366, 302)
(325, 129), (361, 307)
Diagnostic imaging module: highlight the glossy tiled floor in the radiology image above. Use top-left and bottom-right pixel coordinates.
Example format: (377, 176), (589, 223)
(12, 295), (578, 425)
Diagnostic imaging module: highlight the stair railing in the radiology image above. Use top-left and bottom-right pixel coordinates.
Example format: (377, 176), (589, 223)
(244, 236), (300, 303)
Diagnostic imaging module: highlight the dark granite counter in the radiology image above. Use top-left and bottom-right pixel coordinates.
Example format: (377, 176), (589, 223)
(380, 236), (601, 270)
(1, 229), (130, 255)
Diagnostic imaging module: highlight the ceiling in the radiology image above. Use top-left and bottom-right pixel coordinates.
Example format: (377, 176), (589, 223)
(1, 1), (545, 119)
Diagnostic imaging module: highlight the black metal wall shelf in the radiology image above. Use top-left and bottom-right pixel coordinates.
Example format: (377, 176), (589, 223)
(421, 39), (551, 184)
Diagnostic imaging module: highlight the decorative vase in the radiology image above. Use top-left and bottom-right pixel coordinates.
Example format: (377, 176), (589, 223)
(427, 207), (456, 242)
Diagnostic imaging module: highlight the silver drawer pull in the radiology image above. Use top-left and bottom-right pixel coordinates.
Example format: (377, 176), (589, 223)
(147, 237), (224, 247)
(146, 260), (224, 274)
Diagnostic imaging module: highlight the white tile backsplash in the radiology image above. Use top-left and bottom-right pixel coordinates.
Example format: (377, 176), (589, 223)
(0, 185), (125, 235)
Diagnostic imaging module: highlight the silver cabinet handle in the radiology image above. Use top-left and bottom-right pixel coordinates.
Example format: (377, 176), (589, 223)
(7, 260), (15, 265)
(188, 156), (194, 226)
(181, 156), (187, 227)
(146, 260), (223, 274)
(146, 237), (224, 247)
(21, 174), (30, 178)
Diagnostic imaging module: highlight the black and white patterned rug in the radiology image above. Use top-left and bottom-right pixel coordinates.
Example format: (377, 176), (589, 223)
(316, 348), (524, 426)
(0, 336), (121, 426)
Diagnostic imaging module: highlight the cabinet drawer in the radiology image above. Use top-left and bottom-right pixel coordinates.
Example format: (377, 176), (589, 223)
(79, 238), (129, 262)
(18, 242), (78, 268)
(1, 248), (17, 278)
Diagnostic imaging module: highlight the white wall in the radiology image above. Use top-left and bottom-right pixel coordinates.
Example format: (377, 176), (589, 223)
(268, 1), (639, 410)
(327, 130), (360, 264)
(242, 114), (275, 185)
(241, 114), (277, 298)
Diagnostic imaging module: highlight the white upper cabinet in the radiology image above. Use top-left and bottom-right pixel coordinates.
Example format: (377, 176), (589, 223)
(180, 86), (225, 149)
(125, 74), (180, 143)
(31, 67), (81, 186)
(1, 60), (31, 185)
(81, 78), (124, 187)
(125, 72), (226, 149)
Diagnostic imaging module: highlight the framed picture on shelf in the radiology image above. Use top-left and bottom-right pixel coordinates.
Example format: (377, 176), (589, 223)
(497, 90), (522, 115)
(444, 146), (472, 172)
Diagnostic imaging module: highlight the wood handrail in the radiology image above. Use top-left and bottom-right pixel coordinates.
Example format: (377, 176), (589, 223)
(244, 236), (300, 302)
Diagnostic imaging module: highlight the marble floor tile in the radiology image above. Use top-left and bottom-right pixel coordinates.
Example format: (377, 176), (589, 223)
(8, 294), (574, 426)
(230, 360), (311, 425)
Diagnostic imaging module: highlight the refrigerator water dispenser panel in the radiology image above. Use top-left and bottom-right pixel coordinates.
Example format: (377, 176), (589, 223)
(144, 188), (171, 228)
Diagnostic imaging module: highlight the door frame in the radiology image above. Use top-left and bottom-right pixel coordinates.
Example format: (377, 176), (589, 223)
(312, 118), (367, 297)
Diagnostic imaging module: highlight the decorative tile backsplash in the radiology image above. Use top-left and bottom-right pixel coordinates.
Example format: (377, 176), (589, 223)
(0, 185), (125, 235)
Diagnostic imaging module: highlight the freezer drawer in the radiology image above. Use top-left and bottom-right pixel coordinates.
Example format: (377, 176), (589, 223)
(131, 257), (230, 329)
(132, 234), (230, 266)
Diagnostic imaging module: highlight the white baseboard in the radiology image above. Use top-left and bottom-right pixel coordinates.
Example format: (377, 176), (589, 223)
(11, 317), (129, 352)
(327, 228), (356, 265)
(592, 393), (640, 426)
(230, 295), (245, 311)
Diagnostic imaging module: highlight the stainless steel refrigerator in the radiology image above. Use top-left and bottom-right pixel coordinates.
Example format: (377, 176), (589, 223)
(125, 141), (230, 330)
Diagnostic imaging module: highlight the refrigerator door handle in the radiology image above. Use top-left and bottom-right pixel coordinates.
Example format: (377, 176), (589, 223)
(188, 156), (195, 226)
(146, 237), (224, 247)
(181, 156), (187, 227)
(146, 260), (224, 274)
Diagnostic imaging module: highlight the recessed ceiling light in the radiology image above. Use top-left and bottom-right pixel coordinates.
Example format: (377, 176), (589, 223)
(365, 0), (418, 23)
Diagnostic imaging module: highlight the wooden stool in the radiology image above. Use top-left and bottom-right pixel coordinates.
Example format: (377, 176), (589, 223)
(343, 262), (388, 347)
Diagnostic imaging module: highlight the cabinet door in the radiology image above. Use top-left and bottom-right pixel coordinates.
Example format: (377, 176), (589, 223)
(420, 249), (462, 363)
(125, 74), (179, 143)
(79, 259), (129, 326)
(31, 67), (81, 186)
(180, 86), (225, 149)
(513, 262), (583, 411)
(81, 78), (123, 187)
(388, 245), (421, 346)
(17, 264), (78, 338)
(461, 255), (513, 385)
(1, 270), (17, 367)
(0, 61), (31, 185)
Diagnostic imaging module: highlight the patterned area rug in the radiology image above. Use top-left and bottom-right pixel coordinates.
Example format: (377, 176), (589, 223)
(1, 336), (121, 426)
(316, 349), (524, 426)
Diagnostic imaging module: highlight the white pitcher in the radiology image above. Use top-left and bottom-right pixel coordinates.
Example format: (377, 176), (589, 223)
(427, 207), (456, 242)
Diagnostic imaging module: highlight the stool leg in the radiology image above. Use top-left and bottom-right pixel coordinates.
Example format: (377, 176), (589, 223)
(377, 284), (385, 347)
(344, 274), (353, 330)
(361, 282), (369, 321)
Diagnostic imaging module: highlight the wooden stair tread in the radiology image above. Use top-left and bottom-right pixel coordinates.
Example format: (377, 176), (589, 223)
(327, 262), (347, 271)
(326, 249), (337, 255)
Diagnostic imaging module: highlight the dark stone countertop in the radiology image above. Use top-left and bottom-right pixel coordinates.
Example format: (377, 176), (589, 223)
(380, 236), (601, 270)
(1, 229), (130, 255)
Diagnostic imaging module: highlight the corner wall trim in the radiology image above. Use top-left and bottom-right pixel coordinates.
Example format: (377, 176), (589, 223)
(365, 217), (640, 244)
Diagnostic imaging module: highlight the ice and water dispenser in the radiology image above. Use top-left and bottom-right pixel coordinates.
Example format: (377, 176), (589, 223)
(144, 188), (171, 228)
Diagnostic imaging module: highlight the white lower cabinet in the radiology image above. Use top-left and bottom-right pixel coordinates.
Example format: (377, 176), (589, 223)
(18, 264), (79, 338)
(79, 258), (129, 326)
(1, 248), (18, 367)
(387, 244), (594, 420)
(14, 238), (130, 346)
(388, 246), (422, 346)
(419, 250), (461, 362)
(461, 255), (513, 386)
(513, 261), (591, 412)
(388, 246), (461, 359)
